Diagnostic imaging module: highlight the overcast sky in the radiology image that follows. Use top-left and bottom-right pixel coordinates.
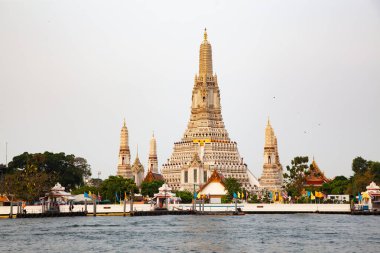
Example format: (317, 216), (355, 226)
(0, 0), (379, 179)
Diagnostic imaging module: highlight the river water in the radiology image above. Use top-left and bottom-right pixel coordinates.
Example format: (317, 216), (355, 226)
(0, 214), (379, 253)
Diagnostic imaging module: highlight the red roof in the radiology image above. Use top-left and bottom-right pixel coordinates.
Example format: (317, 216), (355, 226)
(198, 169), (225, 193)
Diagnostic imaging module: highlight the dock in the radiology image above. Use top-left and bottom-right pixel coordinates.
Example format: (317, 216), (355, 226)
(16, 211), (87, 218)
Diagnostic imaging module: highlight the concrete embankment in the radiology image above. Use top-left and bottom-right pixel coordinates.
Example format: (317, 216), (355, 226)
(0, 203), (351, 218)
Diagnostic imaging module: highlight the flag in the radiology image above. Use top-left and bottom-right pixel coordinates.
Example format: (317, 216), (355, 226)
(238, 192), (241, 199)
(193, 192), (197, 199)
(310, 192), (315, 200)
(282, 191), (288, 199)
(124, 191), (127, 200)
(358, 192), (362, 202)
(233, 192), (237, 199)
(241, 192), (244, 199)
(84, 192), (89, 198)
(307, 191), (311, 197)
(197, 192), (200, 199)
(269, 192), (273, 200)
(115, 192), (119, 202)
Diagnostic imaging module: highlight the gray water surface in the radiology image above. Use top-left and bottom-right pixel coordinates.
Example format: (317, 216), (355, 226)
(0, 214), (379, 253)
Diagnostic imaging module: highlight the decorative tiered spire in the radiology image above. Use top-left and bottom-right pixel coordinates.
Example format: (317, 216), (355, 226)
(148, 132), (158, 173)
(120, 118), (129, 149)
(265, 117), (276, 147)
(199, 28), (213, 76)
(260, 119), (283, 191)
(117, 119), (132, 178)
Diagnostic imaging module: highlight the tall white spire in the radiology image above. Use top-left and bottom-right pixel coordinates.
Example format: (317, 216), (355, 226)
(117, 119), (132, 178)
(148, 132), (158, 173)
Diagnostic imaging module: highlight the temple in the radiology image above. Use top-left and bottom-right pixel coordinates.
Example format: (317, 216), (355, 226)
(198, 169), (227, 204)
(144, 133), (164, 183)
(116, 119), (132, 178)
(131, 147), (144, 188)
(304, 158), (330, 187)
(147, 133), (158, 173)
(259, 119), (283, 191)
(161, 29), (260, 192)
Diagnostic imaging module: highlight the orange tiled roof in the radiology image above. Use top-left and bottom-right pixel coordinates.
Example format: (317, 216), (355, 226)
(143, 170), (164, 183)
(0, 196), (10, 202)
(305, 159), (330, 186)
(198, 169), (225, 193)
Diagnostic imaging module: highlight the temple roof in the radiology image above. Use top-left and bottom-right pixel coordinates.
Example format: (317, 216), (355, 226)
(304, 159), (330, 186)
(132, 155), (144, 173)
(0, 195), (10, 202)
(198, 169), (225, 193)
(143, 170), (164, 183)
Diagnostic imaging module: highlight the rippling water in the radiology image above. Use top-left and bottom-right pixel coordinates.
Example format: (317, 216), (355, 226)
(1, 214), (379, 252)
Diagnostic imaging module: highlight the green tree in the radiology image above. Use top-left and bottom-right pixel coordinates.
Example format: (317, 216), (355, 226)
(283, 156), (309, 198)
(346, 157), (380, 195)
(224, 177), (242, 202)
(352, 157), (368, 174)
(100, 176), (138, 202)
(320, 176), (349, 195)
(141, 180), (164, 197)
(3, 165), (54, 202)
(71, 185), (99, 195)
(175, 191), (193, 203)
(369, 161), (380, 184)
(7, 152), (91, 190)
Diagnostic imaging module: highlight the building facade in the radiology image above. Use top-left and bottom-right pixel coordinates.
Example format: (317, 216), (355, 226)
(116, 119), (132, 178)
(259, 119), (283, 191)
(161, 29), (259, 192)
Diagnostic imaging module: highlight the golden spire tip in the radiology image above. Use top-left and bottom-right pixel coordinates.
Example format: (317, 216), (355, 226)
(204, 28), (208, 41)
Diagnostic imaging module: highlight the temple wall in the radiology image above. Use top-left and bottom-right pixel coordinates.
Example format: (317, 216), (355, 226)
(0, 204), (351, 215)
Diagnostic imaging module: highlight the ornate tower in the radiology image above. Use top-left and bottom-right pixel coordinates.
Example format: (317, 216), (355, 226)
(148, 132), (158, 173)
(131, 148), (145, 188)
(116, 119), (132, 178)
(259, 119), (283, 191)
(161, 29), (259, 191)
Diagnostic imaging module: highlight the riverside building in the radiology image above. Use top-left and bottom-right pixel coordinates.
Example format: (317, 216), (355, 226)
(161, 29), (260, 192)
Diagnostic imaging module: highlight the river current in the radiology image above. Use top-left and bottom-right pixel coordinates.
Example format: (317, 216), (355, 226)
(0, 214), (379, 253)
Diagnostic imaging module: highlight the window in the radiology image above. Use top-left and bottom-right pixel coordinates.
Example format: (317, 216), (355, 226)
(204, 171), (207, 183)
(122, 156), (125, 165)
(194, 169), (197, 182)
(184, 171), (188, 183)
(268, 156), (271, 164)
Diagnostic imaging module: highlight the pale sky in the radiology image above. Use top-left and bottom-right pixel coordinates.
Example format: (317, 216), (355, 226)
(1, 0), (379, 180)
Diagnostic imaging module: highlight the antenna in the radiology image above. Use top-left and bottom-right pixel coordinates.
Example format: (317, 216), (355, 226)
(98, 171), (101, 179)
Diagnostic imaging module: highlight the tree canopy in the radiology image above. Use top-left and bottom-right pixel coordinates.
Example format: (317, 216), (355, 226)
(283, 156), (310, 197)
(346, 157), (380, 195)
(175, 191), (193, 203)
(224, 177), (242, 201)
(99, 176), (138, 202)
(140, 180), (164, 197)
(6, 152), (91, 190)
